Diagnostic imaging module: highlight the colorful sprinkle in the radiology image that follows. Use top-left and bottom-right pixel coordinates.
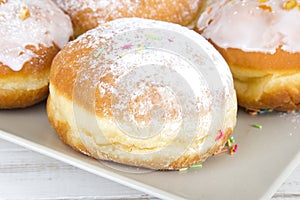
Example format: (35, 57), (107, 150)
(215, 130), (224, 141)
(144, 33), (161, 40)
(214, 135), (238, 156)
(247, 109), (273, 115)
(168, 38), (174, 43)
(227, 136), (236, 147)
(253, 124), (263, 129)
(189, 164), (203, 169)
(120, 51), (127, 57)
(178, 164), (203, 171)
(179, 167), (188, 172)
(229, 136), (235, 143)
(227, 139), (232, 147)
(233, 144), (238, 152)
(121, 44), (133, 50)
(230, 144), (238, 155)
(138, 45), (145, 53)
(258, 109), (273, 114)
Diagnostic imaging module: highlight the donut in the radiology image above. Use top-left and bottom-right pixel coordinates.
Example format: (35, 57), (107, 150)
(52, 0), (205, 37)
(47, 18), (237, 170)
(0, 0), (73, 109)
(196, 0), (300, 111)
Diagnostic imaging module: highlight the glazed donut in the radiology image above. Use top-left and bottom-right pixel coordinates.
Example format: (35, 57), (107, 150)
(47, 18), (237, 170)
(196, 0), (300, 111)
(52, 0), (205, 37)
(0, 0), (73, 109)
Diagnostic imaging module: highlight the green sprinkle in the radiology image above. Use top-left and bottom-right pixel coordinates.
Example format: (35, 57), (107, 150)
(179, 167), (188, 172)
(253, 124), (263, 129)
(229, 136), (235, 143)
(189, 164), (203, 169)
(179, 164), (203, 171)
(144, 33), (161, 40)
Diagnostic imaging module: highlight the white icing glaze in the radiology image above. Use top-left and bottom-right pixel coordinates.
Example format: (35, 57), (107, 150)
(0, 0), (73, 71)
(197, 0), (300, 54)
(63, 18), (237, 167)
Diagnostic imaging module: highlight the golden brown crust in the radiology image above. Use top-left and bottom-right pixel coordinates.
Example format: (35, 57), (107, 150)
(47, 90), (236, 170)
(211, 43), (300, 111)
(214, 44), (300, 71)
(54, 0), (204, 36)
(47, 19), (237, 170)
(49, 49), (237, 168)
(49, 39), (116, 117)
(0, 44), (60, 109)
(0, 85), (48, 109)
(167, 127), (233, 169)
(47, 96), (90, 155)
(49, 42), (90, 101)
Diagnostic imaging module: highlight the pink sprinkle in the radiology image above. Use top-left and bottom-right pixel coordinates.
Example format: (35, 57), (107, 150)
(122, 44), (133, 50)
(168, 39), (174, 43)
(233, 144), (238, 152)
(215, 130), (224, 141)
(230, 144), (238, 155)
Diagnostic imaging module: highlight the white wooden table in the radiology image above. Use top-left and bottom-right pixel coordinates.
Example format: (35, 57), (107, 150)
(0, 138), (299, 200)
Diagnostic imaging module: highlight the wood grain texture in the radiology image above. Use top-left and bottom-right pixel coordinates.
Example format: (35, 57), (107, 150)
(0, 139), (299, 200)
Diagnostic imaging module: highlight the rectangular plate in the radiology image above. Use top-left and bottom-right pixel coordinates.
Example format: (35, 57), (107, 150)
(0, 102), (299, 200)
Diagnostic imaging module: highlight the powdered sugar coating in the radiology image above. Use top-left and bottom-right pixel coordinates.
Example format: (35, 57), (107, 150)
(0, 0), (73, 71)
(62, 18), (237, 168)
(197, 0), (300, 54)
(53, 0), (203, 35)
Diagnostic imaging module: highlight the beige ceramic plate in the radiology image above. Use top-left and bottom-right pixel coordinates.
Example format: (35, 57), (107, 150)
(0, 102), (299, 199)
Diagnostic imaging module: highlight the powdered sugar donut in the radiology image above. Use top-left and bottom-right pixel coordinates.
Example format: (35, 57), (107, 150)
(0, 0), (73, 109)
(197, 0), (300, 111)
(53, 0), (205, 36)
(47, 18), (237, 170)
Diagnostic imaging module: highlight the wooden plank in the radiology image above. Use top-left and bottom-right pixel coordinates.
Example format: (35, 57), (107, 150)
(0, 139), (299, 199)
(0, 144), (149, 199)
(272, 165), (300, 199)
